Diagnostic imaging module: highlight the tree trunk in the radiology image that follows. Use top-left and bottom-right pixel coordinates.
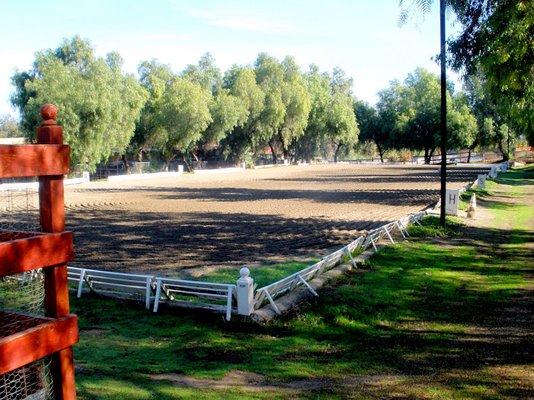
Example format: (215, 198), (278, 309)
(467, 148), (472, 163)
(376, 141), (384, 163)
(497, 141), (509, 161)
(282, 148), (290, 162)
(121, 155), (130, 174)
(334, 143), (343, 163)
(165, 153), (177, 171)
(269, 140), (278, 164)
(424, 148), (431, 164)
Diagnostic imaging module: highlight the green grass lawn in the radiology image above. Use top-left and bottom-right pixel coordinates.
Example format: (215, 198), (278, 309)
(73, 166), (533, 399)
(196, 259), (320, 288)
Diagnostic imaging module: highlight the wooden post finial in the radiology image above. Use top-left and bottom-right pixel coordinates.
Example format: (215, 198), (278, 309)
(40, 104), (58, 125)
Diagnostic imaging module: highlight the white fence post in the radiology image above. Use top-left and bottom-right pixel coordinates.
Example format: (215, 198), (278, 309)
(236, 267), (254, 316)
(477, 174), (486, 188)
(153, 278), (162, 313)
(145, 277), (152, 310)
(82, 171), (90, 183)
(77, 269), (86, 298)
(445, 188), (459, 216)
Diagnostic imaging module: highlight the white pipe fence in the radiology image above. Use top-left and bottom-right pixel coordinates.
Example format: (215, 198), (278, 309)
(152, 277), (235, 321)
(66, 163), (508, 320)
(252, 211), (427, 314)
(65, 210), (428, 319)
(67, 267), (236, 320)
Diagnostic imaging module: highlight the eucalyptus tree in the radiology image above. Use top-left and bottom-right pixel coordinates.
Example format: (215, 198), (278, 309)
(0, 115), (22, 138)
(355, 101), (391, 162)
(253, 53), (286, 162)
(158, 78), (212, 168)
(326, 89), (359, 162)
(182, 54), (246, 157)
(11, 36), (147, 171)
(220, 65), (265, 163)
(297, 64), (332, 162)
(275, 56), (311, 161)
(133, 60), (175, 163)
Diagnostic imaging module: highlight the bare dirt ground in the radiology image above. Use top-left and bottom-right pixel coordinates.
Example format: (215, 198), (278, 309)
(64, 163), (488, 277)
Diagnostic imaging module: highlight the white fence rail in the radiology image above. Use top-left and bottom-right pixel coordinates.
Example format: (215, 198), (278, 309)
(68, 267), (155, 310)
(67, 209), (428, 319)
(153, 278), (235, 321)
(67, 267), (236, 320)
(66, 164), (504, 320)
(252, 211), (427, 314)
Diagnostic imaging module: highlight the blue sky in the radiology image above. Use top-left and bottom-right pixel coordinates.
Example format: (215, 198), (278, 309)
(0, 0), (460, 116)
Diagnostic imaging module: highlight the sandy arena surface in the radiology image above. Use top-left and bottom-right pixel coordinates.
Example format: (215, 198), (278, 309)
(64, 163), (489, 277)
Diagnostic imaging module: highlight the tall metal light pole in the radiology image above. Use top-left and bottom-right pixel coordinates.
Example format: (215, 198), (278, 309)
(439, 0), (447, 226)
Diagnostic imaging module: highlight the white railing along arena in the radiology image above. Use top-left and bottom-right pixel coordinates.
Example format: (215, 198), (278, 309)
(68, 267), (236, 320)
(66, 163), (504, 319)
(152, 277), (235, 321)
(65, 210), (428, 319)
(68, 267), (155, 310)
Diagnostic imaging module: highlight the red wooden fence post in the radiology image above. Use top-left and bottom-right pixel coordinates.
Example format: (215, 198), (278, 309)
(37, 103), (77, 400)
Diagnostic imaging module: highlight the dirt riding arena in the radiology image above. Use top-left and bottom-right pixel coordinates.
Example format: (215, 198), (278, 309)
(64, 163), (487, 278)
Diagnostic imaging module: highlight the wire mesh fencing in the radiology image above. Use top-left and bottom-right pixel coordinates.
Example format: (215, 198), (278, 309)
(0, 184), (54, 400)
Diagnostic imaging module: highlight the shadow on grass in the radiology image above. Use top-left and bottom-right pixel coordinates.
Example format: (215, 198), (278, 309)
(197, 259), (320, 288)
(72, 214), (533, 399)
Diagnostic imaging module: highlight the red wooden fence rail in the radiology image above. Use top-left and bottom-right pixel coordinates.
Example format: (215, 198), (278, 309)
(0, 103), (78, 400)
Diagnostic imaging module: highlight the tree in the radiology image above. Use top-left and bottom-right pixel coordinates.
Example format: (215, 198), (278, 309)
(275, 57), (311, 161)
(0, 114), (22, 138)
(355, 101), (391, 162)
(402, 0), (533, 145)
(463, 70), (521, 161)
(183, 54), (247, 153)
(253, 53), (286, 162)
(11, 36), (147, 171)
(448, 93), (478, 152)
(390, 68), (476, 164)
(203, 89), (246, 148)
(182, 53), (222, 94)
(158, 78), (212, 168)
(447, 0), (533, 145)
(399, 0), (449, 225)
(133, 60), (175, 163)
(220, 65), (265, 163)
(395, 68), (442, 163)
(326, 88), (359, 162)
(296, 65), (332, 162)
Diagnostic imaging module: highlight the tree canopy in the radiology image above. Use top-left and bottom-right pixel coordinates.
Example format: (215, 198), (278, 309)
(11, 36), (147, 171)
(10, 35), (520, 170)
(0, 114), (22, 138)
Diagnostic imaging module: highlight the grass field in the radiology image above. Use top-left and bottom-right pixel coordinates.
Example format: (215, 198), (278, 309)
(72, 166), (533, 399)
(64, 164), (488, 282)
